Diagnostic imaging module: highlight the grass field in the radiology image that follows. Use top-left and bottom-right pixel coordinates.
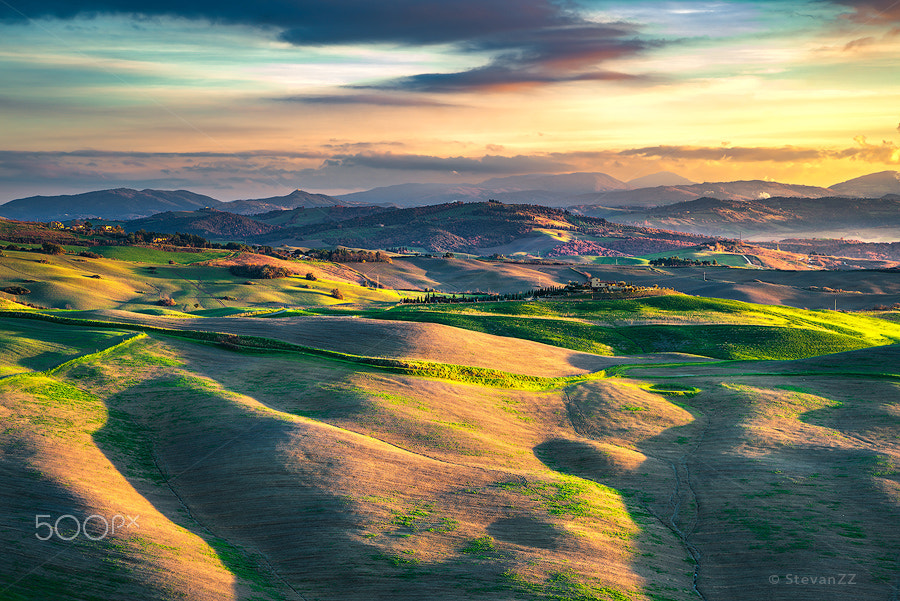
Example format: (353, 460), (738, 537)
(84, 245), (234, 264)
(0, 249), (405, 311)
(1, 242), (899, 600)
(367, 295), (900, 360)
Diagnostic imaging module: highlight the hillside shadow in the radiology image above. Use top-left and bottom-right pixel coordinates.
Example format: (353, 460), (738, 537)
(537, 378), (900, 601)
(0, 426), (175, 599)
(89, 368), (552, 600)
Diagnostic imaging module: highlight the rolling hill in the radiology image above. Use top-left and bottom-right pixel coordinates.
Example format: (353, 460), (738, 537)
(1, 284), (898, 600)
(124, 208), (280, 240)
(257, 200), (713, 254)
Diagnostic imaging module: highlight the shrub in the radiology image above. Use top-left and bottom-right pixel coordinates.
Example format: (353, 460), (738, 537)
(157, 297), (177, 306)
(1, 286), (30, 295)
(78, 251), (102, 259)
(229, 264), (293, 279)
(305, 272), (317, 281)
(42, 242), (65, 255)
(331, 288), (344, 300)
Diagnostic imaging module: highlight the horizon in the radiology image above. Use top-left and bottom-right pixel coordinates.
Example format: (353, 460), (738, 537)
(2, 168), (898, 206)
(2, 1), (900, 200)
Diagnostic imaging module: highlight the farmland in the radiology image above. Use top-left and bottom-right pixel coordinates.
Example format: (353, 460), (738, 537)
(0, 241), (898, 601)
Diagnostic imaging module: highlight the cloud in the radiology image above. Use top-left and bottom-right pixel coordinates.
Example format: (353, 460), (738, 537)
(359, 22), (653, 92)
(0, 148), (574, 200)
(0, 150), (330, 200)
(321, 151), (573, 174)
(620, 145), (825, 162)
(0, 1), (654, 93)
(843, 35), (877, 50)
(621, 139), (900, 164)
(824, 0), (900, 23)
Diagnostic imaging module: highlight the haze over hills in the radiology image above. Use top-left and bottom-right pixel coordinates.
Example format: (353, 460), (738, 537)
(612, 195), (900, 241)
(222, 189), (364, 215)
(0, 188), (351, 222)
(829, 170), (900, 197)
(1, 170), (898, 223)
(626, 171), (695, 188)
(575, 180), (838, 208)
(0, 188), (223, 221)
(338, 171), (677, 207)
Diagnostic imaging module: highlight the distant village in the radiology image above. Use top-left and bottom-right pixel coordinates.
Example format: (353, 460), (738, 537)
(402, 277), (664, 304)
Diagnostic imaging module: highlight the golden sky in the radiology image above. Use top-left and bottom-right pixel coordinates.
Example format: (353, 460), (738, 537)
(1, 0), (899, 199)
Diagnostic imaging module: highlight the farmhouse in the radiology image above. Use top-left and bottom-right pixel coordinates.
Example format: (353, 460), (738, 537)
(590, 278), (628, 291)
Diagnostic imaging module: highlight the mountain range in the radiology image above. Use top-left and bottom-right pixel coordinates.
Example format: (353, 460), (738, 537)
(0, 188), (360, 222)
(611, 194), (900, 240)
(1, 170), (899, 223)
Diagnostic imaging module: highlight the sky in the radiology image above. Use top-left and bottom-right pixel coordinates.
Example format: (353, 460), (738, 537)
(1, 0), (899, 201)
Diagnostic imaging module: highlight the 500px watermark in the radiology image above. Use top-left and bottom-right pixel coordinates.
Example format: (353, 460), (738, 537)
(35, 514), (139, 541)
(768, 573), (856, 585)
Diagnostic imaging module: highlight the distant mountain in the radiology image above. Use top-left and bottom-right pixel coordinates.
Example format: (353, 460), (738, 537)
(338, 172), (627, 208)
(338, 183), (495, 207)
(626, 171), (695, 189)
(257, 200), (712, 254)
(576, 180), (837, 208)
(0, 188), (221, 221)
(612, 195), (900, 239)
(125, 208), (280, 240)
(340, 174), (842, 209)
(830, 171), (900, 197)
(479, 172), (627, 194)
(221, 189), (359, 215)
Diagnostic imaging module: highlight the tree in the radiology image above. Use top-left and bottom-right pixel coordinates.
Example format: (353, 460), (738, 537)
(42, 242), (65, 255)
(331, 288), (344, 300)
(305, 272), (317, 281)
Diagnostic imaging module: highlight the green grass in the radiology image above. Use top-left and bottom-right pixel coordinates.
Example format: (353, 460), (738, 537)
(0, 310), (607, 390)
(373, 295), (900, 360)
(372, 311), (628, 355)
(0, 317), (135, 376)
(618, 324), (873, 360)
(87, 245), (232, 264)
(638, 248), (751, 267)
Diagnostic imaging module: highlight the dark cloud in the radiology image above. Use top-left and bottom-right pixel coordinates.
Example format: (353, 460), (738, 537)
(273, 94), (453, 107)
(360, 22), (652, 92)
(0, 1), (576, 45)
(0, 1), (653, 93)
(0, 150), (327, 160)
